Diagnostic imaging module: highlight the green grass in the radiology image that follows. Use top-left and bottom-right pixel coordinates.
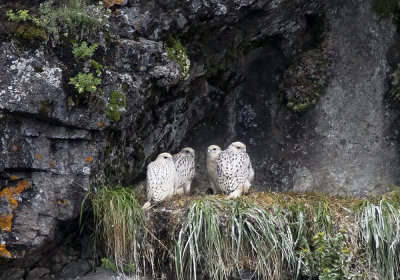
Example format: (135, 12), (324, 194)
(359, 199), (400, 279)
(174, 198), (342, 280)
(84, 186), (400, 279)
(82, 186), (147, 274)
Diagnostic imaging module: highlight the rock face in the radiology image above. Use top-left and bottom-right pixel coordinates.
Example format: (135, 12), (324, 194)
(293, 0), (400, 196)
(183, 0), (400, 197)
(0, 0), (399, 278)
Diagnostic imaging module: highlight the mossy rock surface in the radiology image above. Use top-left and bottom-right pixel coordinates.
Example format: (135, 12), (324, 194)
(280, 49), (331, 113)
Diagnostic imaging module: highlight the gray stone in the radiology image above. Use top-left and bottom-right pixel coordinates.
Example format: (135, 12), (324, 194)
(26, 267), (50, 280)
(60, 259), (91, 280)
(73, 267), (117, 280)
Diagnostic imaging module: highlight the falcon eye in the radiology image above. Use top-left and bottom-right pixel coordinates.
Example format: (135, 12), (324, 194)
(213, 148), (216, 151)
(164, 156), (168, 159)
(186, 150), (189, 153)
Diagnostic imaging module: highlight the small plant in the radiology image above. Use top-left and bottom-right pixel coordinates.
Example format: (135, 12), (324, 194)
(298, 231), (359, 279)
(106, 90), (126, 122)
(166, 37), (190, 80)
(101, 258), (118, 272)
(101, 258), (136, 273)
(69, 73), (101, 94)
(91, 60), (103, 76)
(6, 10), (30, 22)
(72, 42), (98, 60)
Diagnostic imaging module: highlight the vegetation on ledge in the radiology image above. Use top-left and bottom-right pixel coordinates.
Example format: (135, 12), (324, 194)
(166, 37), (190, 80)
(6, 0), (110, 44)
(82, 186), (400, 280)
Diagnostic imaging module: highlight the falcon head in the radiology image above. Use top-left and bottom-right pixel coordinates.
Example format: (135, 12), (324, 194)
(156, 152), (173, 161)
(180, 147), (195, 157)
(228, 142), (246, 153)
(207, 145), (222, 158)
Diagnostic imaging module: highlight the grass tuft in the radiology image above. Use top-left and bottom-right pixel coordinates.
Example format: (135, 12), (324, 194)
(175, 198), (307, 279)
(84, 185), (147, 274)
(359, 199), (400, 279)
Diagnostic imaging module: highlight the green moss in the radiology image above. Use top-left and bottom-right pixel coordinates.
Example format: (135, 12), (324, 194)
(121, 83), (129, 90)
(38, 101), (48, 117)
(204, 56), (228, 79)
(0, 112), (7, 137)
(204, 36), (269, 79)
(34, 66), (43, 73)
(281, 49), (330, 113)
(15, 25), (46, 43)
(373, 0), (399, 17)
(166, 37), (190, 80)
(106, 90), (126, 122)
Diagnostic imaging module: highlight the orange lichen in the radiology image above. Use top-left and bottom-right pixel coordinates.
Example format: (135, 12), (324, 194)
(57, 199), (67, 206)
(10, 143), (21, 153)
(10, 176), (18, 181)
(0, 244), (11, 259)
(0, 180), (31, 232)
(0, 215), (12, 233)
(49, 161), (55, 167)
(86, 156), (93, 163)
(97, 122), (106, 128)
(35, 154), (42, 160)
(103, 0), (125, 8)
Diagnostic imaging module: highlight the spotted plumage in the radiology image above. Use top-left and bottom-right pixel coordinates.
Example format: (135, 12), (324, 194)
(206, 145), (222, 194)
(173, 147), (195, 195)
(142, 152), (176, 210)
(216, 142), (254, 198)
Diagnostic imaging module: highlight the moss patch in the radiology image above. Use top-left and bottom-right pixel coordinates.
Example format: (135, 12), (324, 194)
(166, 37), (190, 80)
(105, 90), (126, 122)
(373, 0), (399, 17)
(280, 49), (331, 113)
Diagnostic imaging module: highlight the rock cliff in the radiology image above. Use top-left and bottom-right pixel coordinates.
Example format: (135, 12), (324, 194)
(0, 0), (399, 278)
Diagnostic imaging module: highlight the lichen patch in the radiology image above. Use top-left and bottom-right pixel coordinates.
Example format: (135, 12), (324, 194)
(0, 179), (31, 232)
